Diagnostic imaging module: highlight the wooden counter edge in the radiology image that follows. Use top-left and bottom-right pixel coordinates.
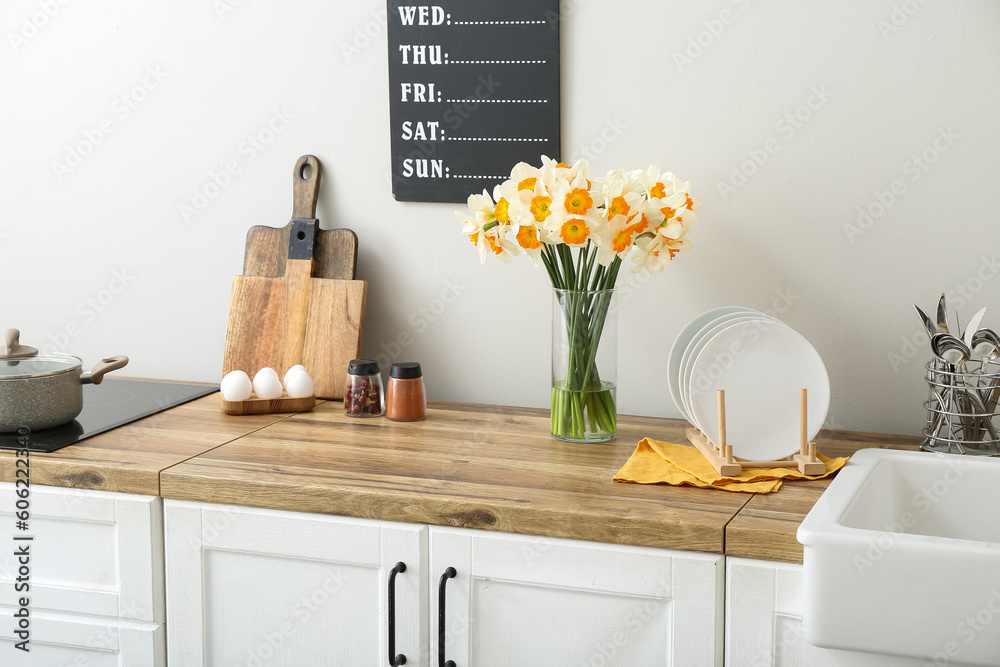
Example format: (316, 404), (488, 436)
(158, 472), (735, 554)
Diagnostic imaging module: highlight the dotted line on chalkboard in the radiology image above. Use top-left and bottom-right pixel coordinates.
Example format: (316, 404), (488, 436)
(452, 174), (508, 180)
(447, 137), (548, 142)
(448, 59), (547, 64)
(445, 99), (548, 103)
(452, 20), (548, 25)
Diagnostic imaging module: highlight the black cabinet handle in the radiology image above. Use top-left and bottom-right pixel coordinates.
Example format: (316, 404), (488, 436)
(438, 567), (457, 667)
(388, 562), (407, 666)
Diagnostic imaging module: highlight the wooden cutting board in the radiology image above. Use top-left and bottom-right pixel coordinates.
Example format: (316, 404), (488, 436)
(222, 157), (366, 400)
(242, 156), (358, 280)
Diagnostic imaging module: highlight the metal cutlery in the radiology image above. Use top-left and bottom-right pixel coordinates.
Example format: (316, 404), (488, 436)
(964, 307), (988, 348)
(936, 293), (951, 335)
(916, 298), (1000, 455)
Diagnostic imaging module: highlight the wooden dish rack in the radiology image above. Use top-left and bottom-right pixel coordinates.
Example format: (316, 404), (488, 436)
(686, 388), (826, 476)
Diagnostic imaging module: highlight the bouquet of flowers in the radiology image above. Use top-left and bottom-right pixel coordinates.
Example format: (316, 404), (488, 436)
(456, 156), (700, 441)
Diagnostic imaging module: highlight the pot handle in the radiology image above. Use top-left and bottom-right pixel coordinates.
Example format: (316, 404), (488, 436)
(82, 356), (129, 385)
(0, 329), (38, 359)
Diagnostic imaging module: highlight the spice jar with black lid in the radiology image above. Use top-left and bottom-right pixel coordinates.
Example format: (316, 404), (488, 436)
(386, 362), (426, 421)
(344, 359), (385, 417)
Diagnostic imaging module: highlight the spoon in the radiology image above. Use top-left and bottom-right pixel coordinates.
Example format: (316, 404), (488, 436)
(970, 328), (1000, 365)
(971, 328), (1000, 420)
(929, 332), (969, 441)
(931, 332), (971, 366)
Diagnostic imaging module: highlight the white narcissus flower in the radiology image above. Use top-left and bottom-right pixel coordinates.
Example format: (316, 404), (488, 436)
(587, 171), (641, 264)
(539, 155), (589, 189)
(455, 189), (501, 236)
(474, 230), (520, 264)
(455, 189), (520, 265)
(514, 220), (543, 266)
(496, 162), (541, 222)
(640, 166), (690, 202)
(631, 230), (693, 274)
(517, 177), (553, 226)
(542, 171), (602, 246)
(504, 177), (558, 257)
(594, 212), (638, 266)
(599, 172), (644, 225)
(653, 188), (700, 241)
(467, 189), (496, 224)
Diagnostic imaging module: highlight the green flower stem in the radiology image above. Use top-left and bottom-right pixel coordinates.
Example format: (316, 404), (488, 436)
(549, 244), (620, 442)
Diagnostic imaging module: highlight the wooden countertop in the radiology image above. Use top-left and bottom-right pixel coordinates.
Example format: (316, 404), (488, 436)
(160, 402), (753, 553)
(0, 394), (307, 496)
(1, 390), (926, 561)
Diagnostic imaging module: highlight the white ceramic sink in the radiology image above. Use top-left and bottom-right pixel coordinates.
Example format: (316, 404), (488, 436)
(797, 448), (1000, 666)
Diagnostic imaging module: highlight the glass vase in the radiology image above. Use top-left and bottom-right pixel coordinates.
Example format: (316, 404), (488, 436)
(551, 287), (617, 443)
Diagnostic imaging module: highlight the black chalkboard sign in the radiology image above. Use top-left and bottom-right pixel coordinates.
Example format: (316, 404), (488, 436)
(387, 0), (561, 203)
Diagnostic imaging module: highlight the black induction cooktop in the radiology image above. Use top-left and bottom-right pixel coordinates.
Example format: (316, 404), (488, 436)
(0, 378), (219, 452)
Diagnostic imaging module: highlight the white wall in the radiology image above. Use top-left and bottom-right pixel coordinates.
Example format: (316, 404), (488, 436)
(2, 0), (998, 436)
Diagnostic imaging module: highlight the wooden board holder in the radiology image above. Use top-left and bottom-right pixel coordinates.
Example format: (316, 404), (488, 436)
(686, 388), (826, 477)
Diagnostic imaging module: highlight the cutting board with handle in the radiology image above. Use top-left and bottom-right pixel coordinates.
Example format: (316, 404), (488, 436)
(222, 156), (366, 400)
(242, 155), (359, 279)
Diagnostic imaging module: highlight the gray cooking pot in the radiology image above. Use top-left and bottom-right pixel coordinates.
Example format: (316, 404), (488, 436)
(0, 329), (128, 433)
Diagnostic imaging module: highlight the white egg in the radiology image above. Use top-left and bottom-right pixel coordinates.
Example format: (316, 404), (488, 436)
(252, 368), (283, 400)
(283, 364), (307, 388)
(255, 366), (279, 380)
(220, 370), (253, 401)
(284, 369), (314, 398)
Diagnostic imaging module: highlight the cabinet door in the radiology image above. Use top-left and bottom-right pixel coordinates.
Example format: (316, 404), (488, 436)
(164, 499), (427, 667)
(0, 482), (163, 623)
(0, 606), (164, 666)
(430, 526), (724, 667)
(725, 558), (925, 666)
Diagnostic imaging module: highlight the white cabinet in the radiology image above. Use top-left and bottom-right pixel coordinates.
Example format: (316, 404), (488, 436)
(0, 482), (166, 666)
(165, 500), (725, 666)
(0, 482), (164, 622)
(725, 558), (926, 667)
(164, 499), (428, 666)
(431, 526), (724, 667)
(0, 608), (164, 666)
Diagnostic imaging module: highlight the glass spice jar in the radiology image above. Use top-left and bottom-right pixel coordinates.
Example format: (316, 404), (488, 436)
(386, 362), (426, 421)
(344, 359), (385, 417)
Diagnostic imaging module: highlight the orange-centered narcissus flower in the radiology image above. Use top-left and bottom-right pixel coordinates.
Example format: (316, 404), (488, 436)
(517, 223), (541, 249)
(607, 196), (630, 221)
(564, 188), (592, 215)
(494, 197), (511, 224)
(612, 227), (633, 254)
(560, 218), (590, 246)
(530, 195), (552, 222)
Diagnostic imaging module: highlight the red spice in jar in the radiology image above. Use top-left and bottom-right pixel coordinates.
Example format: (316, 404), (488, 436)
(344, 359), (385, 417)
(386, 362), (426, 421)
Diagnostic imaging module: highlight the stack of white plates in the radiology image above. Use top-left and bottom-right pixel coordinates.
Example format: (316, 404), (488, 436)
(667, 307), (830, 461)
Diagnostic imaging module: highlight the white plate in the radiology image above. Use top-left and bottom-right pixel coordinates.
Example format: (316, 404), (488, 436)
(680, 314), (776, 431)
(667, 307), (760, 420)
(687, 319), (830, 461)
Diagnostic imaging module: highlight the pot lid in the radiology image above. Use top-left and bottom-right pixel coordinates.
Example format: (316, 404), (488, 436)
(0, 354), (82, 379)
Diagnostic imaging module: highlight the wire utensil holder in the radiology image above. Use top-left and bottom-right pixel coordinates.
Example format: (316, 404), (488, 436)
(922, 357), (1000, 456)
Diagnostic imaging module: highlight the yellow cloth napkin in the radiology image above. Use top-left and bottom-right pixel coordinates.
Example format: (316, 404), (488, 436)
(613, 438), (849, 493)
